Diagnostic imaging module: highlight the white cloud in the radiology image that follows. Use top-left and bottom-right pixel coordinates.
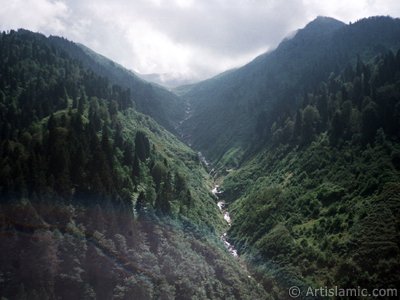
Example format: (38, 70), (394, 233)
(1, 0), (400, 81)
(125, 22), (192, 75)
(302, 0), (400, 22)
(0, 0), (68, 34)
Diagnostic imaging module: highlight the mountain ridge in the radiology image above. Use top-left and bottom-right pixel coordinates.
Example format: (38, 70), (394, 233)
(46, 32), (185, 132)
(190, 15), (400, 297)
(178, 16), (400, 167)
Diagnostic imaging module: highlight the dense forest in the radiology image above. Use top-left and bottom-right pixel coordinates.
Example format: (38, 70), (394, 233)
(0, 30), (267, 299)
(222, 51), (400, 298)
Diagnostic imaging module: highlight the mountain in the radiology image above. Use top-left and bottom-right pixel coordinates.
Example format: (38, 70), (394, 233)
(46, 33), (185, 133)
(223, 49), (400, 295)
(2, 15), (400, 300)
(179, 16), (400, 168)
(178, 16), (400, 297)
(0, 30), (268, 299)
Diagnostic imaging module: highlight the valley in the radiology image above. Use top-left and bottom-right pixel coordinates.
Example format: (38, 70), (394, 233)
(1, 15), (400, 300)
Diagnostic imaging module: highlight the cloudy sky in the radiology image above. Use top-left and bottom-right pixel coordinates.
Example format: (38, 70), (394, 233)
(1, 0), (400, 82)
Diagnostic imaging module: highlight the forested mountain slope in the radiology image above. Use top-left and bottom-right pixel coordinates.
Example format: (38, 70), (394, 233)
(221, 50), (400, 297)
(180, 16), (400, 168)
(181, 17), (400, 298)
(0, 30), (268, 299)
(47, 31), (184, 133)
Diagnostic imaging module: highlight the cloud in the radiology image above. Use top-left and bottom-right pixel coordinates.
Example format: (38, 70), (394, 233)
(303, 0), (400, 22)
(1, 0), (400, 81)
(0, 0), (68, 34)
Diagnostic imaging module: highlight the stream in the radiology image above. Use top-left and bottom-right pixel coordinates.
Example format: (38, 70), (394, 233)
(178, 109), (239, 258)
(176, 105), (250, 277)
(175, 99), (193, 146)
(212, 185), (238, 257)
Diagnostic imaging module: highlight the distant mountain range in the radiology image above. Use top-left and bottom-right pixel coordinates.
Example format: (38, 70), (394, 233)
(138, 72), (198, 89)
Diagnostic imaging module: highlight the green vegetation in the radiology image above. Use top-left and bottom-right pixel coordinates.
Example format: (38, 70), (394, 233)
(221, 48), (400, 297)
(0, 30), (268, 299)
(225, 139), (400, 297)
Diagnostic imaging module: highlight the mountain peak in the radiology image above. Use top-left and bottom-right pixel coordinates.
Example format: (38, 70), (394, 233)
(288, 16), (346, 41)
(313, 15), (343, 24)
(304, 16), (346, 32)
